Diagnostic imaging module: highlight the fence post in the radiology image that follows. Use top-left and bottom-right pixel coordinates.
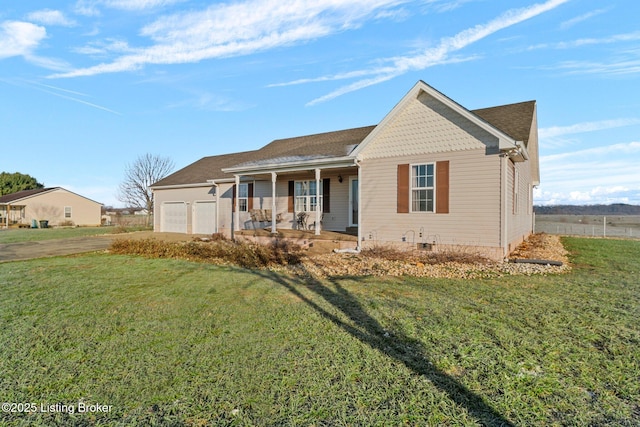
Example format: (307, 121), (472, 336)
(603, 216), (606, 238)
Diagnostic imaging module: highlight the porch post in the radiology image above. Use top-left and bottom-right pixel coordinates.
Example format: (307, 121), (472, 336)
(357, 160), (362, 250)
(315, 168), (321, 235)
(234, 174), (240, 232)
(271, 172), (277, 234)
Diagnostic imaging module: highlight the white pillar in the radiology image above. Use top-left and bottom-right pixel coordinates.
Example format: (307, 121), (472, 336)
(357, 161), (362, 249)
(234, 175), (240, 232)
(315, 168), (321, 235)
(271, 172), (277, 234)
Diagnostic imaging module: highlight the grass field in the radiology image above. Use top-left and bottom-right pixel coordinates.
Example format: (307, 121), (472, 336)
(536, 214), (640, 239)
(0, 226), (149, 244)
(0, 237), (639, 425)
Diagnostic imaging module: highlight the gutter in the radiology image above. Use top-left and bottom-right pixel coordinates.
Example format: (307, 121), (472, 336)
(222, 156), (356, 175)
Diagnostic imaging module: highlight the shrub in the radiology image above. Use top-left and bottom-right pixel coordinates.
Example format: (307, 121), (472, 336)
(360, 244), (491, 265)
(109, 238), (304, 268)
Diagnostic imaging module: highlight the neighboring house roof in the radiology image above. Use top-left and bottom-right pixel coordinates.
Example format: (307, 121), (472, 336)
(152, 81), (536, 188)
(0, 187), (102, 205)
(0, 187), (54, 204)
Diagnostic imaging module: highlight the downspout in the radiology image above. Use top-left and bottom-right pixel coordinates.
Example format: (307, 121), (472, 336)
(500, 153), (508, 259)
(234, 175), (240, 239)
(271, 172), (277, 234)
(315, 168), (321, 236)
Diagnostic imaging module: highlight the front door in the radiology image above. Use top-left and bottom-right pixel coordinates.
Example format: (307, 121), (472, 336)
(349, 177), (358, 227)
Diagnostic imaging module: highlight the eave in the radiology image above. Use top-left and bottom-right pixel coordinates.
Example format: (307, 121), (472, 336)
(222, 156), (357, 176)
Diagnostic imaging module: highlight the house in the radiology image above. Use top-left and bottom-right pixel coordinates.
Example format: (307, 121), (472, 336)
(151, 81), (539, 259)
(0, 187), (102, 228)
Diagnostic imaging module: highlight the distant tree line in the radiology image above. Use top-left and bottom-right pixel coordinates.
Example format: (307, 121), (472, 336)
(0, 172), (44, 196)
(535, 204), (640, 215)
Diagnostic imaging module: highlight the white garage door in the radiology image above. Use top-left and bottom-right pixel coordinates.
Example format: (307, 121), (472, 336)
(193, 201), (216, 234)
(161, 202), (187, 233)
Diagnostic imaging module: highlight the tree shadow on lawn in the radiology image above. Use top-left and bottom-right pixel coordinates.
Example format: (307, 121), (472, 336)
(253, 268), (514, 426)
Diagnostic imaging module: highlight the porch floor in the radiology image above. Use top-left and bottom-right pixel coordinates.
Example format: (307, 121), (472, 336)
(236, 227), (357, 241)
(235, 227), (357, 254)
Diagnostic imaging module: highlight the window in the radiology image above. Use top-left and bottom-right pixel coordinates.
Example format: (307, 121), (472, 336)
(295, 180), (322, 212)
(411, 164), (434, 212)
(237, 183), (248, 212)
(64, 206), (72, 218)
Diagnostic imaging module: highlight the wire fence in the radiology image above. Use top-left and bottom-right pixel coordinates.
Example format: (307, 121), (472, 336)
(534, 215), (640, 239)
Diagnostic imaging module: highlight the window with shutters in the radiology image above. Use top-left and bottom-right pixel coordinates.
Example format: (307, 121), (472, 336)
(294, 180), (322, 212)
(411, 163), (435, 212)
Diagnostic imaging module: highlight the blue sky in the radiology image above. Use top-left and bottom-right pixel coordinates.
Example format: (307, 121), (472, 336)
(1, 0), (639, 207)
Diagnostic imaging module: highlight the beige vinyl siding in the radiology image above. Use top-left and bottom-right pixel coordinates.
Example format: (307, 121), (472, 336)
(507, 158), (534, 250)
(23, 188), (101, 226)
(153, 186), (216, 234)
(360, 149), (502, 250)
(361, 91), (500, 159)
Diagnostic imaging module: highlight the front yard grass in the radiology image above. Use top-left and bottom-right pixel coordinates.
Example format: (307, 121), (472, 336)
(0, 237), (638, 425)
(0, 226), (149, 244)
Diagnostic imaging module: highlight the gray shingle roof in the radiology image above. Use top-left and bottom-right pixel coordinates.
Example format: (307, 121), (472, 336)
(151, 150), (260, 187)
(152, 102), (535, 187)
(0, 187), (53, 204)
(472, 101), (536, 147)
(152, 126), (375, 186)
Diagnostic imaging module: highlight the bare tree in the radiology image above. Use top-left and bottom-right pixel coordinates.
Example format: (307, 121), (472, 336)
(117, 154), (175, 225)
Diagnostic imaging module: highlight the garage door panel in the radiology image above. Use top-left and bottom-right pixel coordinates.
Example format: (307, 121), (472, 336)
(161, 202), (187, 233)
(193, 201), (216, 234)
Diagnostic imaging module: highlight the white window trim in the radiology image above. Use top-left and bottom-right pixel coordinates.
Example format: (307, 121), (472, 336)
(294, 180), (323, 212)
(237, 183), (248, 212)
(64, 206), (72, 219)
(410, 162), (436, 213)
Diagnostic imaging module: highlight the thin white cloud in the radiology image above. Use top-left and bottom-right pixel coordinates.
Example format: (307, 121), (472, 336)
(38, 87), (122, 115)
(0, 21), (47, 59)
(74, 0), (101, 17)
(539, 118), (640, 138)
(50, 0), (409, 79)
(103, 0), (185, 10)
(536, 141), (640, 205)
(559, 8), (608, 29)
(305, 0), (570, 105)
(73, 38), (134, 57)
(541, 141), (640, 162)
(552, 56), (640, 76)
(527, 31), (640, 51)
(423, 0), (475, 13)
(26, 9), (76, 27)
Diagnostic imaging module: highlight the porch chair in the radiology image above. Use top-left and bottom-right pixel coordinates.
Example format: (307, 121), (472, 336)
(296, 212), (309, 230)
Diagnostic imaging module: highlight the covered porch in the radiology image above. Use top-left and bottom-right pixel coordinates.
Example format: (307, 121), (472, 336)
(223, 158), (361, 242)
(0, 204), (27, 228)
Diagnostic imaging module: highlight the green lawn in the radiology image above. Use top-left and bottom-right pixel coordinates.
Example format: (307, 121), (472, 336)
(0, 237), (638, 425)
(0, 226), (149, 244)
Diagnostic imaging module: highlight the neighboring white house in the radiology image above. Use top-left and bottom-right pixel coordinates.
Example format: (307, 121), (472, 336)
(0, 187), (102, 228)
(151, 81), (539, 259)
